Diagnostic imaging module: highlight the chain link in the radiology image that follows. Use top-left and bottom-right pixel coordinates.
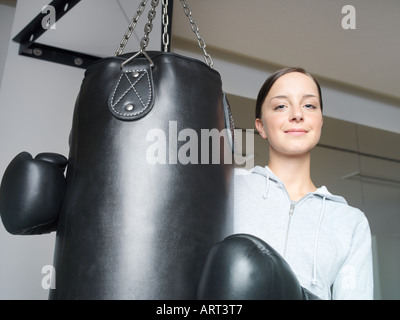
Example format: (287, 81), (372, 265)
(162, 0), (170, 52)
(115, 0), (148, 56)
(180, 0), (214, 68)
(140, 0), (160, 52)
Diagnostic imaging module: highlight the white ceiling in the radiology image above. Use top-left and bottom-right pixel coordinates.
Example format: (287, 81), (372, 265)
(11, 0), (400, 103)
(171, 0), (400, 102)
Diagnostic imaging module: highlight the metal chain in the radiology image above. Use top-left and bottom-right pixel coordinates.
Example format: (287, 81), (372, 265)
(140, 0), (160, 52)
(115, 0), (149, 56)
(162, 0), (170, 52)
(117, 0), (213, 69)
(120, 0), (160, 68)
(180, 0), (214, 68)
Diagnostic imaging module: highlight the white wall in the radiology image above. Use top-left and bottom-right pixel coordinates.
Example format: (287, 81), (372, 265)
(0, 1), (84, 300)
(0, 3), (15, 89)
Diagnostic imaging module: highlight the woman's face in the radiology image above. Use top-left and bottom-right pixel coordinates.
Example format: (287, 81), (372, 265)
(255, 72), (323, 157)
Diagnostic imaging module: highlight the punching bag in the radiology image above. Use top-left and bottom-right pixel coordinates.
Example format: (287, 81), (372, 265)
(0, 0), (234, 300)
(51, 0), (235, 299)
(50, 50), (234, 299)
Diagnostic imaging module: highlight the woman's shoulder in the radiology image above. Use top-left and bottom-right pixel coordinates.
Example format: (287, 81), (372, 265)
(233, 167), (270, 197)
(233, 166), (269, 186)
(234, 167), (253, 176)
(234, 166), (268, 177)
(319, 187), (368, 224)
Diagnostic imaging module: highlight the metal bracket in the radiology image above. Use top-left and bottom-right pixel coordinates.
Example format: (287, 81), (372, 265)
(12, 0), (174, 69)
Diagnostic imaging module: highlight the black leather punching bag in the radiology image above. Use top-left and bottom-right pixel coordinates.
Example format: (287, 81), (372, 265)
(48, 51), (233, 299)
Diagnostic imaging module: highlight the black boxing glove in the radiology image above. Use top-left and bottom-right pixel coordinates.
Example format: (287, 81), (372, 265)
(196, 234), (304, 300)
(0, 152), (68, 235)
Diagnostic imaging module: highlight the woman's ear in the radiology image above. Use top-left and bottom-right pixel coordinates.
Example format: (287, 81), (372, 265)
(255, 118), (268, 140)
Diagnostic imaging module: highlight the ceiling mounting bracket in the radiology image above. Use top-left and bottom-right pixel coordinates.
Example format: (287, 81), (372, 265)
(12, 0), (173, 69)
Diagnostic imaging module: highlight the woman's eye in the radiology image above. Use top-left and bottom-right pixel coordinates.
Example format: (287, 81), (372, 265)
(304, 104), (317, 109)
(274, 105), (286, 110)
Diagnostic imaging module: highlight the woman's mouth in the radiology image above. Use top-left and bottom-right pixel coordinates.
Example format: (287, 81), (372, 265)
(285, 128), (308, 136)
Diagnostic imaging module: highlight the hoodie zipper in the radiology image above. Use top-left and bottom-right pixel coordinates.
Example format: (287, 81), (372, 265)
(283, 202), (295, 258)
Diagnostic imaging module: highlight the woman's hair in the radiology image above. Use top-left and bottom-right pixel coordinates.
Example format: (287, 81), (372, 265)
(255, 67), (323, 119)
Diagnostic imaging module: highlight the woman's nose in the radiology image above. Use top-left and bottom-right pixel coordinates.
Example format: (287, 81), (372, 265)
(289, 105), (304, 121)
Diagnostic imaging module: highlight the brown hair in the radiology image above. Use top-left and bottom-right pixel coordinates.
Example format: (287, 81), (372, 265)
(255, 67), (323, 119)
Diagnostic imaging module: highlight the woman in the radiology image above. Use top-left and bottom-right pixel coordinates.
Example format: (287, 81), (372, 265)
(197, 67), (373, 300)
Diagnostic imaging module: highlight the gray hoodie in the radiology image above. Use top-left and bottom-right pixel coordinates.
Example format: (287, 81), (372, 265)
(233, 166), (374, 300)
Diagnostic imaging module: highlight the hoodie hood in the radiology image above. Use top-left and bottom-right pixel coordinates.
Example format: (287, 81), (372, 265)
(251, 165), (348, 204)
